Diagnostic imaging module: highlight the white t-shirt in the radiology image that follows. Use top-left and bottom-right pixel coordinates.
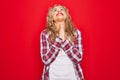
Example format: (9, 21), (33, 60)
(49, 48), (77, 80)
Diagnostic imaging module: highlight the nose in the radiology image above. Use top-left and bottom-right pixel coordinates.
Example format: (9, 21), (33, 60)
(57, 9), (61, 12)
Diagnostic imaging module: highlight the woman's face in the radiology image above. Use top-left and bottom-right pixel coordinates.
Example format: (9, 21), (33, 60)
(52, 6), (67, 22)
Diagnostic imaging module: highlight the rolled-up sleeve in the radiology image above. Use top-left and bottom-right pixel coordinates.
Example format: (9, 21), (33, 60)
(61, 29), (83, 64)
(40, 30), (62, 66)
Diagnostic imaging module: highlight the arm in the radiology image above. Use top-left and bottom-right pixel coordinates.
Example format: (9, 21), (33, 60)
(61, 29), (83, 64)
(40, 30), (62, 66)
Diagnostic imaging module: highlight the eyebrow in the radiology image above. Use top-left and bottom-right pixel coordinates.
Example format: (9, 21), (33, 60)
(53, 6), (63, 9)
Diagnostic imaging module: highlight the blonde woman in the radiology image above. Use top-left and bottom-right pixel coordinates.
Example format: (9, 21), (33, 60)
(40, 4), (84, 80)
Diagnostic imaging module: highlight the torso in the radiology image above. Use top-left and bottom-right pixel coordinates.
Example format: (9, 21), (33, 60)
(49, 48), (77, 80)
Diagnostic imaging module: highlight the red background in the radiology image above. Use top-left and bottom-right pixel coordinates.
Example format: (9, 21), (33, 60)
(0, 0), (120, 80)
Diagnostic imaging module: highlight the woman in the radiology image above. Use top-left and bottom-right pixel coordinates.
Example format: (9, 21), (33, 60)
(40, 4), (84, 80)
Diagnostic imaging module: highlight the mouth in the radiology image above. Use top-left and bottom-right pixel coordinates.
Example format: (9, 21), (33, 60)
(56, 12), (64, 16)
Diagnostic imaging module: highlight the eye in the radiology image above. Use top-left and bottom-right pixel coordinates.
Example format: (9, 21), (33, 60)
(53, 8), (57, 12)
(60, 8), (64, 11)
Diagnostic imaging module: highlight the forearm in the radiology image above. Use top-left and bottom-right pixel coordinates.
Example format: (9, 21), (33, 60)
(61, 39), (83, 64)
(41, 36), (62, 66)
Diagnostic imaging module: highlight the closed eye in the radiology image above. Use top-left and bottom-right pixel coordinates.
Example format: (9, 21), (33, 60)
(53, 8), (57, 12)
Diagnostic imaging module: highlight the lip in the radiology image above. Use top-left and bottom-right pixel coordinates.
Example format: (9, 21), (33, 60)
(56, 12), (64, 16)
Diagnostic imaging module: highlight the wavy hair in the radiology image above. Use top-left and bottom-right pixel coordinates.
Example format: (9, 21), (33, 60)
(46, 4), (76, 43)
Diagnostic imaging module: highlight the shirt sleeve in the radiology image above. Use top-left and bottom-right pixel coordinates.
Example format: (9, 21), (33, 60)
(61, 29), (83, 64)
(40, 31), (62, 66)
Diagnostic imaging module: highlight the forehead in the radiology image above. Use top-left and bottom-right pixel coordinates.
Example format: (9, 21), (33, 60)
(53, 6), (63, 9)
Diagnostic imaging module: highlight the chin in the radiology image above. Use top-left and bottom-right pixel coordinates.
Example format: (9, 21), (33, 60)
(55, 18), (65, 22)
(55, 17), (66, 21)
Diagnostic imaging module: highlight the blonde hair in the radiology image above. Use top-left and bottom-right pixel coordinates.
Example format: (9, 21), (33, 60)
(46, 4), (76, 43)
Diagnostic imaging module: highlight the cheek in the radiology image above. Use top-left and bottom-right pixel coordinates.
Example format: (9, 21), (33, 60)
(64, 14), (67, 18)
(53, 15), (56, 20)
(64, 13), (67, 19)
(62, 11), (67, 18)
(52, 13), (57, 20)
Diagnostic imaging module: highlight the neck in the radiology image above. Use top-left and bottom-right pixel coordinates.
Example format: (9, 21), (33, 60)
(55, 21), (65, 31)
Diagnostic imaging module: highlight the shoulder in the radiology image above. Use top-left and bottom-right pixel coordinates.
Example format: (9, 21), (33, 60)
(40, 29), (47, 35)
(74, 28), (82, 37)
(40, 29), (50, 37)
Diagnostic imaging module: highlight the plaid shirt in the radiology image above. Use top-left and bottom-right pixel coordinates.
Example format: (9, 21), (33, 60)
(40, 28), (84, 80)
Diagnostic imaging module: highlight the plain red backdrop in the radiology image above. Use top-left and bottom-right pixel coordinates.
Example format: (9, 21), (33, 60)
(0, 0), (120, 80)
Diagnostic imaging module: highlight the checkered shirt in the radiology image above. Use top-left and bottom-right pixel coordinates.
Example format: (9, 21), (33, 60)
(40, 28), (84, 80)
